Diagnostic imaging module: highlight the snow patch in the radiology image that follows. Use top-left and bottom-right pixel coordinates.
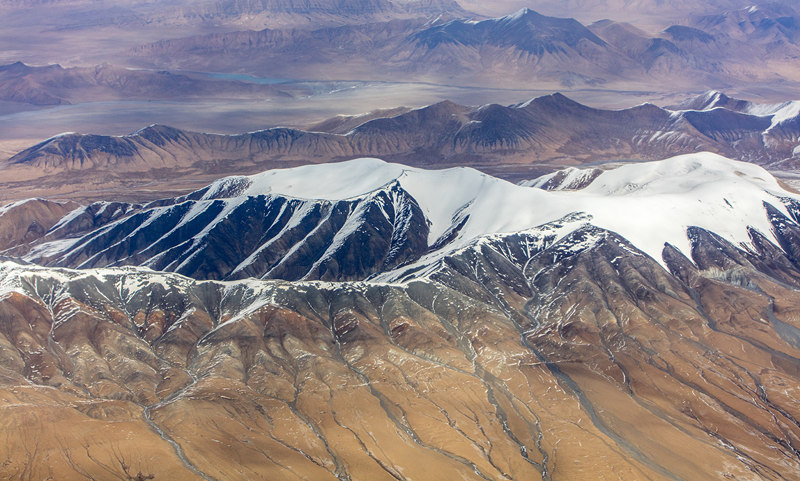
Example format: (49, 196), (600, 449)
(23, 238), (81, 259)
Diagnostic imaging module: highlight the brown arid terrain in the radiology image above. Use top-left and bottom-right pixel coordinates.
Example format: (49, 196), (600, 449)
(1, 155), (800, 480)
(4, 2), (800, 480)
(2, 219), (800, 480)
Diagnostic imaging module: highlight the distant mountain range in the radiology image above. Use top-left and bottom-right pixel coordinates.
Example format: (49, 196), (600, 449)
(8, 5), (799, 107)
(4, 0), (790, 28)
(5, 1), (800, 98)
(464, 0), (797, 22)
(2, 90), (799, 201)
(123, 5), (800, 91)
(0, 62), (302, 106)
(0, 0), (469, 29)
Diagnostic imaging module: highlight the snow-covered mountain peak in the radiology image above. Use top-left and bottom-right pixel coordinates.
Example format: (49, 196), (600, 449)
(396, 152), (794, 268)
(565, 153), (791, 262)
(241, 157), (407, 200)
(200, 158), (503, 244)
(670, 91), (800, 130)
(582, 152), (781, 196)
(220, 153), (799, 268)
(502, 7), (537, 22)
(201, 158), (406, 201)
(9, 153), (800, 283)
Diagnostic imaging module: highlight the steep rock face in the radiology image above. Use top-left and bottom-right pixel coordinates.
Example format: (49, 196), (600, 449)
(20, 180), (430, 282)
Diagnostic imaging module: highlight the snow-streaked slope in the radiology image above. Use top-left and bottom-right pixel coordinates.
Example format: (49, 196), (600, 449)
(200, 154), (796, 266)
(205, 158), (407, 201)
(519, 166), (603, 190)
(13, 153), (800, 281)
(673, 90), (800, 130)
(0, 258), (370, 334)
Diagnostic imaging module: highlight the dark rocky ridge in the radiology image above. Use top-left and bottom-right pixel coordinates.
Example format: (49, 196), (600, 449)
(2, 180), (433, 282)
(3, 91), (800, 202)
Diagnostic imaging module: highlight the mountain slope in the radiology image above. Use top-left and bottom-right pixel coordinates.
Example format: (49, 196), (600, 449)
(0, 61), (301, 106)
(3, 195), (800, 479)
(0, 198), (78, 250)
(4, 152), (800, 479)
(124, 9), (641, 86)
(5, 154), (800, 286)
(4, 91), (800, 202)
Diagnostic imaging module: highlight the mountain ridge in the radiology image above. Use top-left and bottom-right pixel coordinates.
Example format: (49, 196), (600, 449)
(122, 5), (800, 92)
(0, 61), (302, 106)
(4, 154), (800, 285)
(5, 2), (800, 480)
(3, 91), (800, 202)
(3, 140), (800, 481)
(2, 186), (800, 479)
